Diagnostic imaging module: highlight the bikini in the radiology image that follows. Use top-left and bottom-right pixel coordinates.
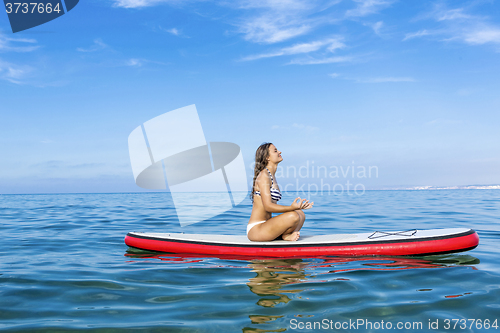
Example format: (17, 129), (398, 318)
(247, 168), (282, 235)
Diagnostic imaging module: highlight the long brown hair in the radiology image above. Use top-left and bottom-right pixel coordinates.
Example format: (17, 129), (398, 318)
(250, 142), (273, 202)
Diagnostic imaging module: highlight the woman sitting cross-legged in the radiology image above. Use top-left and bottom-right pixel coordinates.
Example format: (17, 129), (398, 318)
(247, 142), (313, 242)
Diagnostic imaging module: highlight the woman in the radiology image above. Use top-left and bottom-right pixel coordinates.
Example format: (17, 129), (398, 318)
(247, 143), (313, 241)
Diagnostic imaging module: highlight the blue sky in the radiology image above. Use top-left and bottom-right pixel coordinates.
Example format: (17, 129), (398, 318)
(1, 0), (499, 194)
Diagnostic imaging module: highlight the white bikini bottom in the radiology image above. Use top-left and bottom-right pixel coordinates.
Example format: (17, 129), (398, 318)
(247, 220), (266, 235)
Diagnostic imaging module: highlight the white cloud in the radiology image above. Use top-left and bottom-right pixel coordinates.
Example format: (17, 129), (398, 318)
(346, 0), (395, 17)
(77, 39), (108, 52)
(238, 14), (313, 44)
(121, 0), (344, 45)
(463, 26), (500, 45)
(0, 59), (33, 84)
(113, 0), (326, 45)
(157, 25), (190, 37)
(333, 75), (415, 83)
(232, 0), (342, 44)
(403, 29), (433, 41)
(111, 0), (344, 48)
(166, 27), (180, 35)
(236, 0), (311, 11)
(408, 5), (500, 47)
(112, 0), (177, 8)
(122, 58), (168, 67)
(126, 58), (144, 67)
(370, 21), (384, 35)
(0, 33), (40, 52)
(113, 0), (330, 44)
(437, 8), (472, 22)
(287, 56), (353, 65)
(241, 37), (345, 61)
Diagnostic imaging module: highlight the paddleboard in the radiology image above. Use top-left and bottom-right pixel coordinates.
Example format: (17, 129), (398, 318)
(124, 228), (479, 257)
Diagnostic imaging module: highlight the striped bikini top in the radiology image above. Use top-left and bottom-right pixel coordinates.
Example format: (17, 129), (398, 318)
(254, 168), (282, 202)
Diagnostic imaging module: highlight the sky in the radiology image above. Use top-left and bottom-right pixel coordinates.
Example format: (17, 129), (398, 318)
(1, 0), (500, 194)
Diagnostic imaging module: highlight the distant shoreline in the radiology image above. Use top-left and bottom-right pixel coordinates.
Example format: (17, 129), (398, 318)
(375, 185), (500, 190)
(1, 186), (500, 195)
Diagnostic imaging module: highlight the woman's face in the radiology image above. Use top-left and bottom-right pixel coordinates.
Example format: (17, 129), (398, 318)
(268, 144), (283, 164)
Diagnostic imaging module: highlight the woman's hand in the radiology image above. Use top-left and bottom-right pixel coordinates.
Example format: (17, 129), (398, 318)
(291, 197), (314, 210)
(302, 200), (314, 210)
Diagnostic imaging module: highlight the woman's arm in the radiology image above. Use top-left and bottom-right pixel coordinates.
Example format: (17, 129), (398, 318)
(256, 173), (312, 213)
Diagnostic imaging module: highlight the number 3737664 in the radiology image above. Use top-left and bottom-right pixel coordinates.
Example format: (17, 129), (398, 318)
(5, 2), (62, 14)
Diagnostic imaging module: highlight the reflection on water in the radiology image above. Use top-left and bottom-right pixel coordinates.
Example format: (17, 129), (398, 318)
(125, 251), (480, 332)
(247, 259), (308, 308)
(312, 255), (480, 273)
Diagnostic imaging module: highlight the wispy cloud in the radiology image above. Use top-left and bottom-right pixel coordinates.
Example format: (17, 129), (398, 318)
(369, 21), (384, 35)
(0, 33), (40, 52)
(403, 29), (433, 41)
(112, 0), (394, 47)
(122, 58), (169, 67)
(157, 25), (189, 37)
(125, 58), (144, 67)
(463, 26), (500, 45)
(330, 74), (415, 83)
(240, 17), (312, 44)
(287, 55), (354, 65)
(436, 8), (472, 22)
(0, 58), (33, 84)
(77, 39), (108, 52)
(405, 5), (500, 47)
(346, 0), (396, 17)
(165, 27), (180, 36)
(0, 33), (38, 84)
(228, 0), (396, 69)
(114, 0), (325, 44)
(241, 37), (345, 61)
(231, 0), (342, 44)
(112, 0), (178, 8)
(237, 13), (313, 44)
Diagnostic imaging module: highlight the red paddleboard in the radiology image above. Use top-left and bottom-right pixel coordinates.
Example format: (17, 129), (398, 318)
(124, 228), (479, 258)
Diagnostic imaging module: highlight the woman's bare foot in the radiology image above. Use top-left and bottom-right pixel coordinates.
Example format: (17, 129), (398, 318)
(282, 231), (300, 241)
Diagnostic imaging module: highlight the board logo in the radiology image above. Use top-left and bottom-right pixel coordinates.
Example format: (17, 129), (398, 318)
(128, 105), (248, 226)
(4, 0), (79, 33)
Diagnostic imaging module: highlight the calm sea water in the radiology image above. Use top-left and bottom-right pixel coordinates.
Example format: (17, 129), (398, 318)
(1, 191), (499, 332)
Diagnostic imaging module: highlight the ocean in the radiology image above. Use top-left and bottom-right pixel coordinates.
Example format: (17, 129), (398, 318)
(1, 190), (499, 332)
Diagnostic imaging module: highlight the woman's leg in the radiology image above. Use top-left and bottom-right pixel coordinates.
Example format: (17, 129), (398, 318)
(248, 210), (305, 242)
(279, 210), (305, 241)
